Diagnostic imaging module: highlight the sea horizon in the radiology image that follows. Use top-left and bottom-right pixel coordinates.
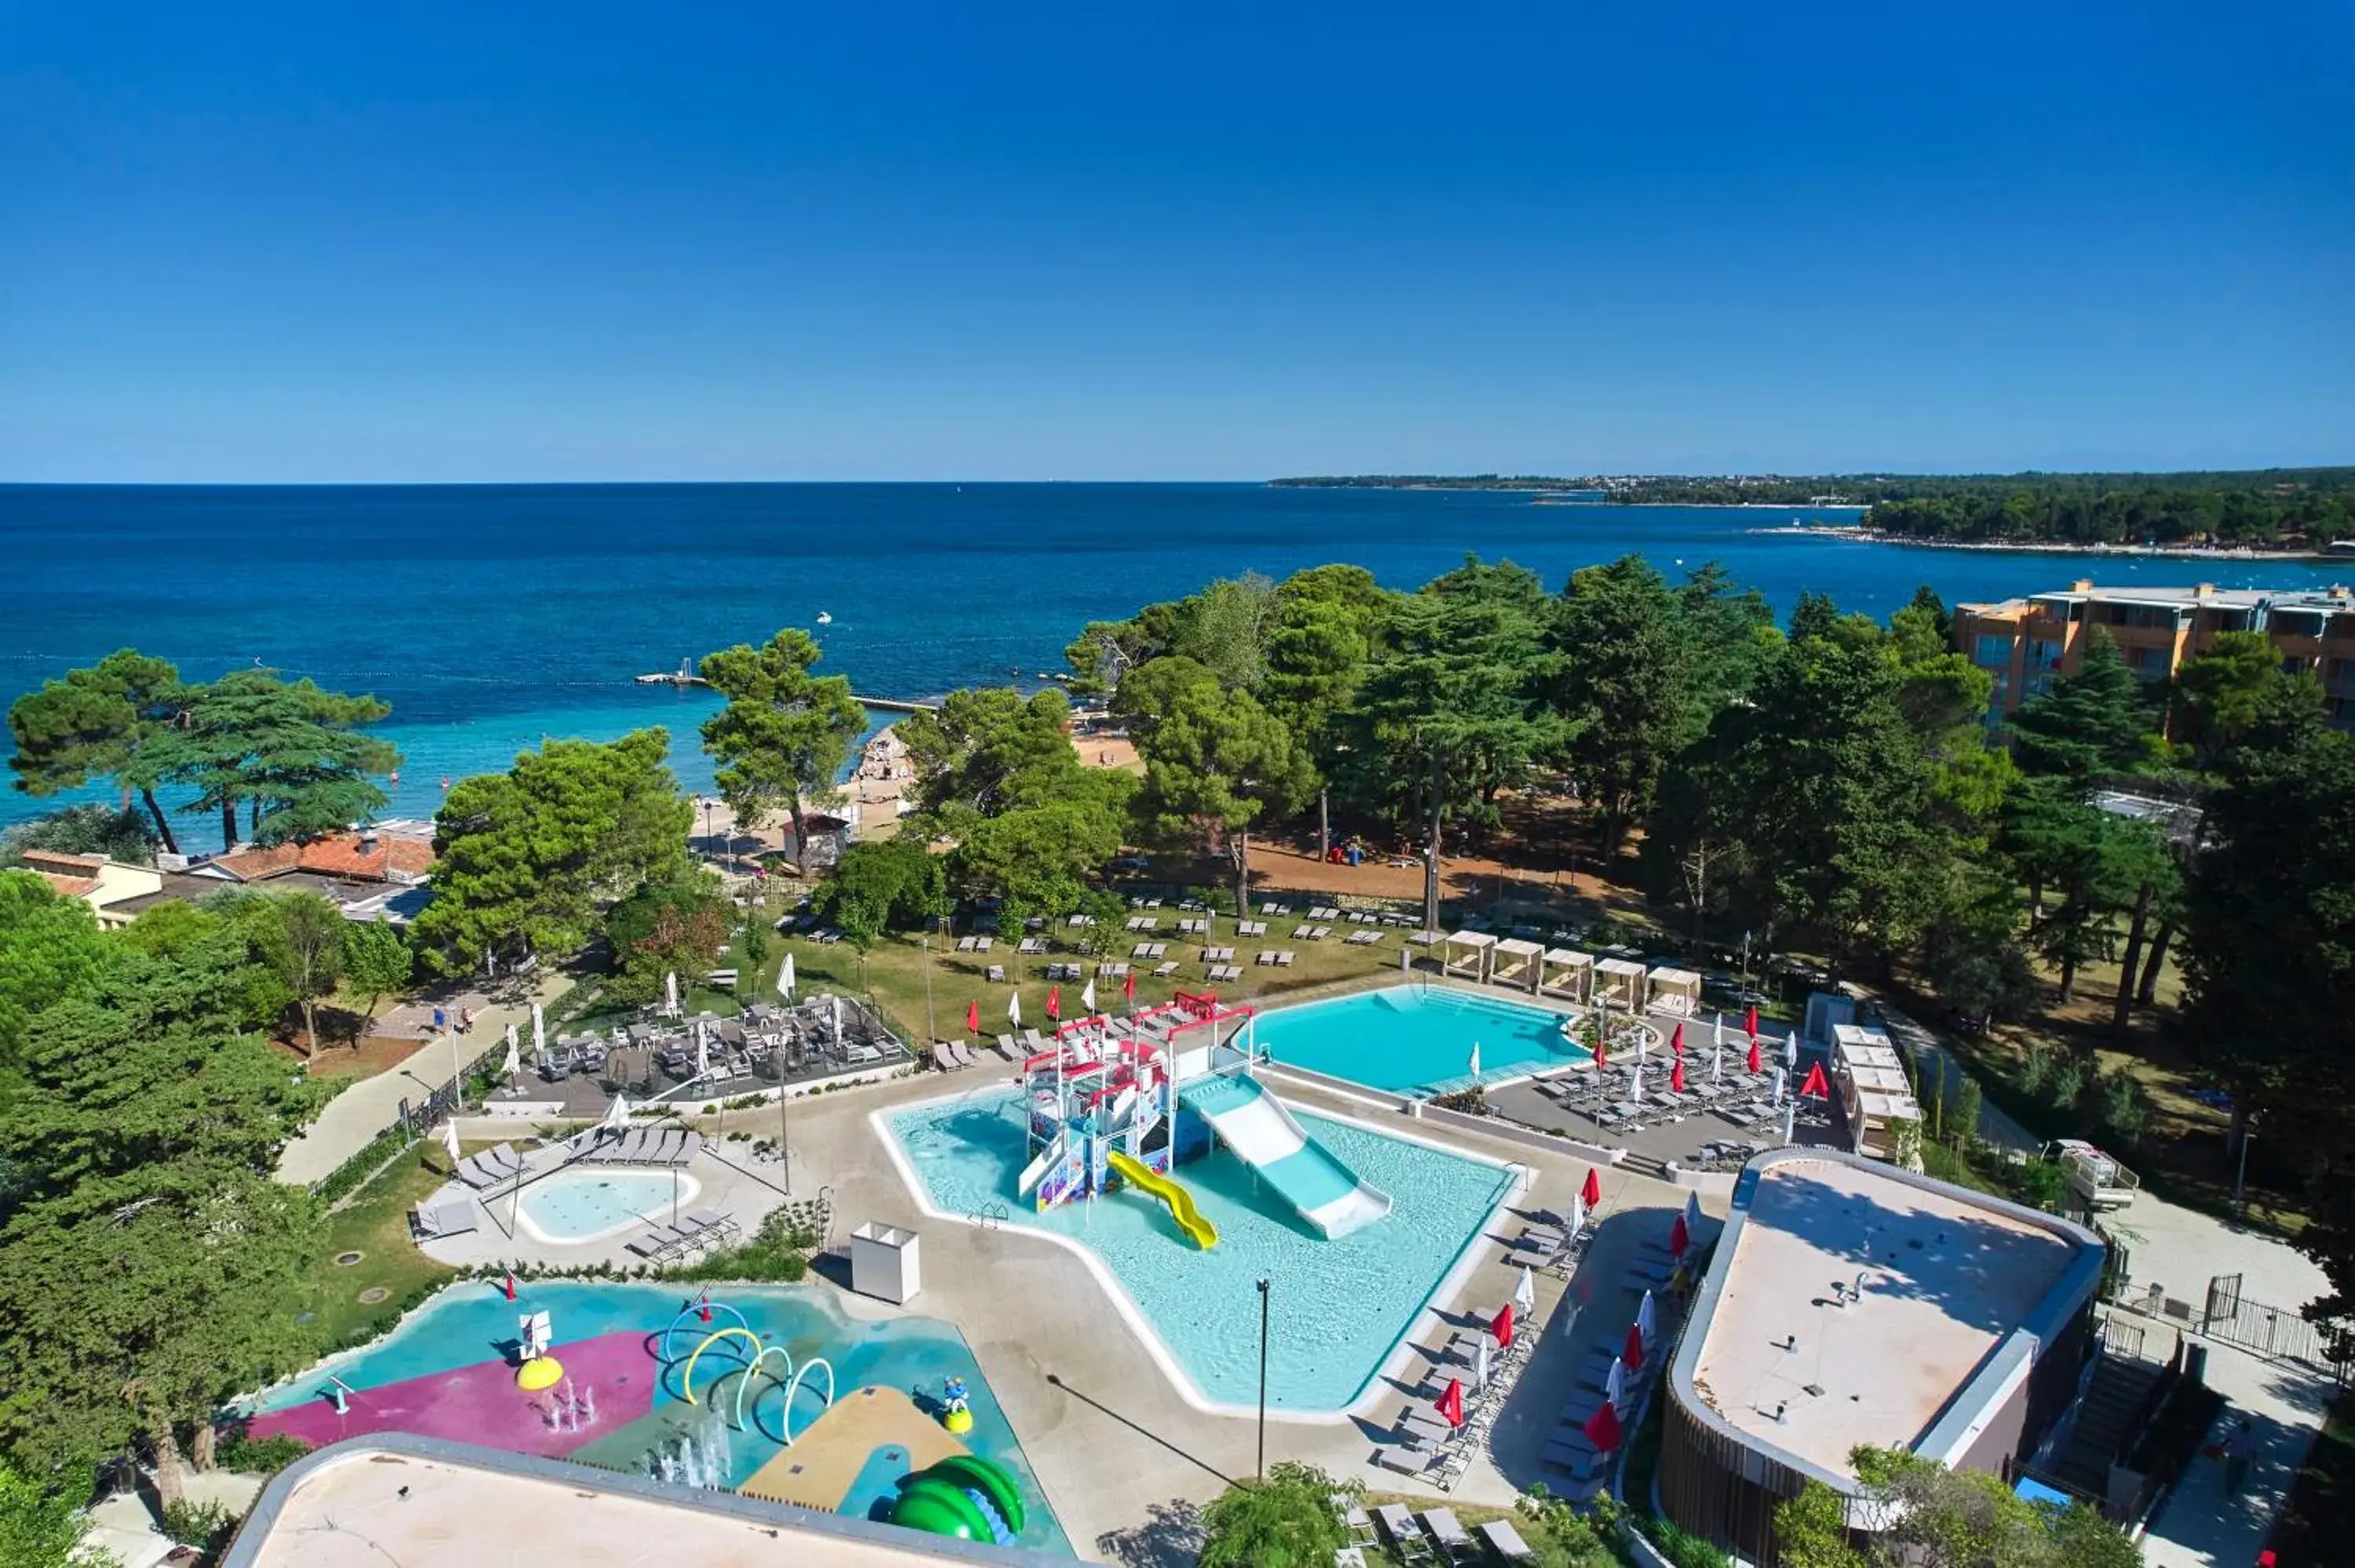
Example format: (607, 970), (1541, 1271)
(5, 482), (2349, 834)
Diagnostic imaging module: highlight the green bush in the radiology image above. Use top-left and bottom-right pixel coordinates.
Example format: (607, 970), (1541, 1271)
(311, 1127), (418, 1203)
(216, 1428), (312, 1477)
(162, 1497), (239, 1552)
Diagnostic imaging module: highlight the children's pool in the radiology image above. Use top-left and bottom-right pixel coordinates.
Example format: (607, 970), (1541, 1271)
(246, 1281), (1072, 1555)
(514, 1169), (699, 1244)
(884, 1090), (1513, 1413)
(1255, 984), (1588, 1096)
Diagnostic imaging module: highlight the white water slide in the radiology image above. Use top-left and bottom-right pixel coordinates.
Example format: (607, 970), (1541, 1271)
(1179, 1074), (1391, 1238)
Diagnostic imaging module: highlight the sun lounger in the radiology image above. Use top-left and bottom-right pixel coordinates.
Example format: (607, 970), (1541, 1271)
(1373, 1446), (1448, 1483)
(1373, 1503), (1440, 1563)
(623, 1231), (667, 1259)
(1153, 961), (1178, 977)
(411, 1198), (477, 1240)
(985, 965), (1006, 983)
(1420, 1508), (1475, 1563)
(1477, 1519), (1539, 1565)
(1255, 951), (1277, 966)
(685, 1207), (739, 1241)
(953, 1041), (983, 1068)
(993, 1034), (1020, 1062)
(1023, 1027), (1046, 1049)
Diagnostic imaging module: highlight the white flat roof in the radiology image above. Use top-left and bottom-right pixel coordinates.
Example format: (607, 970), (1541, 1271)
(1493, 937), (1543, 957)
(1687, 1156), (2080, 1477)
(1595, 957), (1648, 977)
(227, 1439), (1050, 1566)
(1648, 966), (1703, 986)
(1446, 929), (1498, 948)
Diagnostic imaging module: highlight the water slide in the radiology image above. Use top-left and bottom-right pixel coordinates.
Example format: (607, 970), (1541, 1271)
(890, 1455), (1027, 1546)
(1179, 1073), (1392, 1239)
(1104, 1149), (1219, 1249)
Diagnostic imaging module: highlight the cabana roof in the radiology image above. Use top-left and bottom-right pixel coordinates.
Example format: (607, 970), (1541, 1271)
(1445, 929), (1499, 949)
(1492, 937), (1543, 959)
(1594, 956), (1648, 979)
(1648, 966), (1703, 987)
(1540, 946), (1594, 967)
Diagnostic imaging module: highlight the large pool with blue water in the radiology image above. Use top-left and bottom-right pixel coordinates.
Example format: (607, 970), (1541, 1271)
(884, 1090), (1513, 1413)
(1255, 984), (1588, 1095)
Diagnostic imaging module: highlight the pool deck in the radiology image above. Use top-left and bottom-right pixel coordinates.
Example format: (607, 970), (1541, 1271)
(417, 1135), (802, 1271)
(688, 1060), (1710, 1556)
(379, 1030), (1714, 1557)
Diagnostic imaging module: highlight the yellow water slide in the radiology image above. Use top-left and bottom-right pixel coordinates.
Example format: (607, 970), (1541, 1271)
(1104, 1149), (1218, 1249)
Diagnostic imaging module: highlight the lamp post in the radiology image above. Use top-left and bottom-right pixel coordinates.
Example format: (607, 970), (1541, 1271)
(921, 934), (937, 1045)
(1255, 1277), (1271, 1480)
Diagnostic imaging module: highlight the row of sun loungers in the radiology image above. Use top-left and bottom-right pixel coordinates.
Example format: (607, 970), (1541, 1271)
(930, 1038), (1023, 1070)
(1290, 923), (1334, 940)
(453, 1143), (528, 1191)
(623, 1208), (742, 1264)
(1367, 1501), (1532, 1566)
(577, 1126), (702, 1167)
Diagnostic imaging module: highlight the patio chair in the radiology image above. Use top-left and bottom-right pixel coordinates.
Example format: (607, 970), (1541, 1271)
(1371, 1503), (1440, 1563)
(1153, 961), (1178, 978)
(1277, 950), (1296, 967)
(685, 1207), (739, 1242)
(623, 1229), (669, 1260)
(1419, 1509), (1477, 1565)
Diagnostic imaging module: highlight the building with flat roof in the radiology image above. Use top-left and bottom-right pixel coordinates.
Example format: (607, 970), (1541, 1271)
(221, 1433), (1068, 1567)
(1954, 578), (2355, 732)
(1660, 1148), (2105, 1563)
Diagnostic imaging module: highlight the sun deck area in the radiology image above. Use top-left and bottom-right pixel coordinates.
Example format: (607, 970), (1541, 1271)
(1686, 1154), (2084, 1475)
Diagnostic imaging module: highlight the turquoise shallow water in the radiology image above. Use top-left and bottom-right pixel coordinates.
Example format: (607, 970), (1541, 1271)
(11, 482), (2346, 829)
(250, 1280), (1072, 1554)
(515, 1170), (693, 1242)
(886, 1089), (1513, 1411)
(1257, 985), (1588, 1095)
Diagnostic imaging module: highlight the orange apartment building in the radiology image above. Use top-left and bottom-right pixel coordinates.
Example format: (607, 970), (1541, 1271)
(1954, 578), (2355, 733)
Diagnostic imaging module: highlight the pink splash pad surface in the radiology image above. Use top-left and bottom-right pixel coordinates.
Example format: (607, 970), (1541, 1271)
(251, 1329), (658, 1458)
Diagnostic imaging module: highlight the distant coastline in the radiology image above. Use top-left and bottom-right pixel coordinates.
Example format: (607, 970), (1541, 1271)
(1747, 523), (2352, 566)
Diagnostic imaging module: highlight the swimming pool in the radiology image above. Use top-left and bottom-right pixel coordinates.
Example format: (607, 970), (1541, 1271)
(246, 1281), (1072, 1555)
(882, 1088), (1515, 1414)
(1254, 984), (1588, 1096)
(514, 1170), (703, 1244)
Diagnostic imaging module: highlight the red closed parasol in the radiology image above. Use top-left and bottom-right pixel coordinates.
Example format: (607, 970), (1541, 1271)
(1583, 1398), (1624, 1452)
(1623, 1322), (1645, 1371)
(1436, 1378), (1466, 1428)
(1492, 1303), (1514, 1348)
(1581, 1167), (1602, 1209)
(1801, 1061), (1831, 1099)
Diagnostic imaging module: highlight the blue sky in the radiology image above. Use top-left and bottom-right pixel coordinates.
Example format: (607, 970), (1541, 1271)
(1, 2), (2347, 481)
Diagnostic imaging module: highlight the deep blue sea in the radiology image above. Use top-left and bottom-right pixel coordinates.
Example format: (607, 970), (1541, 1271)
(4, 483), (2347, 830)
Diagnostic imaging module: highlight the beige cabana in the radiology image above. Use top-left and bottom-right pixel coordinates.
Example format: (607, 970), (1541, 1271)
(1491, 936), (1543, 992)
(1441, 929), (1498, 983)
(1538, 947), (1594, 1003)
(1834, 1023), (1922, 1163)
(1594, 957), (1648, 1011)
(1648, 966), (1703, 1016)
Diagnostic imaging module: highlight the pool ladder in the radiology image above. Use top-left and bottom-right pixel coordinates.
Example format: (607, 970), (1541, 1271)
(966, 1202), (1010, 1233)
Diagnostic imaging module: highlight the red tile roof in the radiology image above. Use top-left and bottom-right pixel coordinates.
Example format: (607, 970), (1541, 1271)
(210, 832), (436, 884)
(32, 871), (101, 899)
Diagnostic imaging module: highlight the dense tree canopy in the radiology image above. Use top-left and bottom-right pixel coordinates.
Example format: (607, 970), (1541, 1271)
(143, 669), (400, 850)
(699, 629), (869, 867)
(0, 888), (324, 1508)
(5, 649), (192, 853)
(1196, 1463), (1354, 1568)
(414, 728), (693, 975)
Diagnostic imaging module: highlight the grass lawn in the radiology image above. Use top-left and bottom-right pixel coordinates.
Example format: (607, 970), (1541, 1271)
(1361, 1491), (1618, 1567)
(766, 917), (1416, 1049)
(287, 1143), (471, 1353)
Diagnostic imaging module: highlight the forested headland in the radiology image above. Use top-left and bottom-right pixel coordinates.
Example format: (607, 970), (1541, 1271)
(1271, 469), (2355, 548)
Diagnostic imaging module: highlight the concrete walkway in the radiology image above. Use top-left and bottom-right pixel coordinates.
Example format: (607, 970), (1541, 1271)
(276, 972), (572, 1187)
(2102, 1191), (2335, 1568)
(1868, 1000), (2039, 1153)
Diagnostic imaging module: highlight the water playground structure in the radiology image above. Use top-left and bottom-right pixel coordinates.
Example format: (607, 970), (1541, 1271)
(1018, 991), (1393, 1242)
(889, 1453), (1028, 1547)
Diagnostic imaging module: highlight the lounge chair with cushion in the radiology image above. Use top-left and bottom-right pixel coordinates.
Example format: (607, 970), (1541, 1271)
(1419, 1509), (1477, 1564)
(1477, 1519), (1539, 1565)
(672, 1130), (703, 1165)
(1372, 1504), (1438, 1563)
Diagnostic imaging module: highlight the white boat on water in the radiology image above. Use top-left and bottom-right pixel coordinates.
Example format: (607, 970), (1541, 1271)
(816, 611), (833, 625)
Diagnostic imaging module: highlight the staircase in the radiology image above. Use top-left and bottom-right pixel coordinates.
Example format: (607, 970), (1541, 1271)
(2049, 1352), (2166, 1497)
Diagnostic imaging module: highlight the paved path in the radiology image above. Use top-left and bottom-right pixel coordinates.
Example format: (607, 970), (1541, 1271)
(1867, 1001), (2039, 1153)
(276, 972), (571, 1187)
(2102, 1191), (2335, 1568)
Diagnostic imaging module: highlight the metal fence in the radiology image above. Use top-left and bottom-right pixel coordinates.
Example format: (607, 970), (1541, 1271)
(2202, 1273), (2339, 1370)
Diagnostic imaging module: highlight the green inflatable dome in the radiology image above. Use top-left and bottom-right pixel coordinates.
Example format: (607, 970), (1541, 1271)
(888, 1454), (1026, 1545)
